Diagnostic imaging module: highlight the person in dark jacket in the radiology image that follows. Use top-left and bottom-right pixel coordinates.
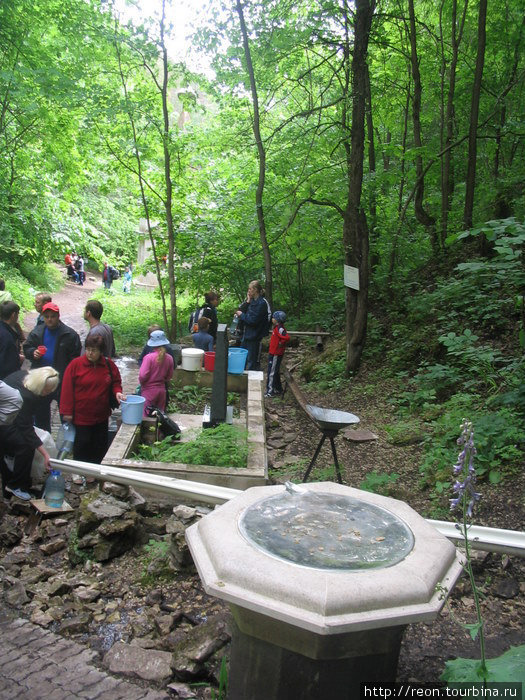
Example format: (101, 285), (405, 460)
(191, 291), (220, 342)
(34, 293), (52, 326)
(0, 301), (24, 380)
(235, 280), (271, 371)
(0, 368), (58, 500)
(23, 302), (81, 431)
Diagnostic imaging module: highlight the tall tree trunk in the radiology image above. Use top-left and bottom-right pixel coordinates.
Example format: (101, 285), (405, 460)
(387, 78), (410, 288)
(159, 0), (177, 340)
(440, 0), (466, 246)
(236, 0), (273, 309)
(343, 0), (375, 374)
(463, 0), (487, 230)
(407, 0), (437, 250)
(113, 27), (170, 336)
(365, 64), (378, 271)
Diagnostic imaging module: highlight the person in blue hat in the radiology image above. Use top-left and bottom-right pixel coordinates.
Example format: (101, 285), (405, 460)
(265, 310), (290, 397)
(139, 329), (174, 416)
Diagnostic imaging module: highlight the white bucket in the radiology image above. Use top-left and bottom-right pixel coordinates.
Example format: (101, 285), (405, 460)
(181, 348), (204, 371)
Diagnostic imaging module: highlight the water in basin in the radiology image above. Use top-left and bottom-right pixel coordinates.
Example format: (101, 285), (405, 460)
(238, 489), (414, 571)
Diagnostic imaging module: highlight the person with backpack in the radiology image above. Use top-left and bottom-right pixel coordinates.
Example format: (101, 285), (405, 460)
(234, 280), (271, 371)
(189, 291), (220, 342)
(102, 262), (118, 291)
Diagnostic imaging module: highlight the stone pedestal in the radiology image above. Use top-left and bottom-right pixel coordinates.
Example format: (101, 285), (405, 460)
(228, 618), (406, 700)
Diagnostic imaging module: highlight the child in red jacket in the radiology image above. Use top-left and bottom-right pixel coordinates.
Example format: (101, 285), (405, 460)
(265, 311), (290, 397)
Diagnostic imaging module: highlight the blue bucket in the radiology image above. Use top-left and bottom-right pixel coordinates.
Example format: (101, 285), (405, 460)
(121, 395), (145, 424)
(228, 347), (248, 374)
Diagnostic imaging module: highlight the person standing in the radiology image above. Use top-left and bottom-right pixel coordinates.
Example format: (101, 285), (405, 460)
(60, 335), (124, 465)
(102, 262), (117, 291)
(34, 292), (52, 326)
(265, 311), (290, 397)
(23, 302), (81, 431)
(0, 279), (12, 303)
(84, 299), (116, 358)
(235, 281), (271, 371)
(139, 330), (174, 416)
(190, 292), (220, 342)
(0, 301), (24, 380)
(75, 254), (85, 286)
(122, 266), (132, 293)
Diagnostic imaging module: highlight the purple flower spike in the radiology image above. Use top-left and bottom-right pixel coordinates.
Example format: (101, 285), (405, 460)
(450, 419), (480, 518)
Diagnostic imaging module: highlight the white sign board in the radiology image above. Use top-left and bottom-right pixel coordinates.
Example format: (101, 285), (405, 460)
(344, 265), (360, 290)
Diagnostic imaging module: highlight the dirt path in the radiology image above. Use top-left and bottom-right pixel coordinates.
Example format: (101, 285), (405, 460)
(22, 269), (103, 341)
(22, 268), (139, 411)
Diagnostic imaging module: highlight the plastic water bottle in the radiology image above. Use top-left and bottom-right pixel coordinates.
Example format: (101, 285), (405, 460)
(229, 315), (239, 337)
(44, 470), (65, 508)
(108, 413), (119, 446)
(56, 422), (76, 459)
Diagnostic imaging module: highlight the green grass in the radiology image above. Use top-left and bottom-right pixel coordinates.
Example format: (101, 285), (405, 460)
(136, 423), (249, 469)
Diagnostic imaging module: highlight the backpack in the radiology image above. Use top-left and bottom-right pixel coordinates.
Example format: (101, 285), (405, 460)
(109, 267), (119, 281)
(188, 306), (208, 334)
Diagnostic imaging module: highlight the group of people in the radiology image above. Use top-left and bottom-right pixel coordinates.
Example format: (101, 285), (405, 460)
(0, 284), (124, 501)
(0, 272), (292, 500)
(190, 280), (290, 397)
(66, 255), (133, 295)
(65, 252), (86, 286)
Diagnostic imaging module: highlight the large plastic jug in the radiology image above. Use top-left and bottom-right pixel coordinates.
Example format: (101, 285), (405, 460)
(44, 470), (65, 508)
(56, 422), (76, 459)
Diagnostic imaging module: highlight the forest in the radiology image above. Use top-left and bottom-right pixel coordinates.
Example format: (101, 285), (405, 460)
(1, 0), (524, 484)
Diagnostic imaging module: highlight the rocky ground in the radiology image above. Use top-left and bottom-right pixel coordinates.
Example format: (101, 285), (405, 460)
(0, 273), (523, 697)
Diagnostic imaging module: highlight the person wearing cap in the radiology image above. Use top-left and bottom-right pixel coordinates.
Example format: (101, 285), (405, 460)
(23, 302), (81, 431)
(137, 324), (178, 367)
(138, 329), (174, 416)
(265, 310), (290, 398)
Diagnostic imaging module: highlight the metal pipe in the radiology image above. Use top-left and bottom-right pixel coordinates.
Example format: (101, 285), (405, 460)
(50, 457), (239, 506)
(50, 458), (525, 558)
(427, 519), (525, 559)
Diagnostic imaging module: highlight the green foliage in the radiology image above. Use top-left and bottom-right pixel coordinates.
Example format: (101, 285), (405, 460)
(211, 657), (228, 700)
(67, 528), (91, 566)
(167, 385), (212, 413)
(136, 424), (249, 469)
(359, 470), (400, 496)
(384, 420), (426, 445)
(0, 261), (63, 318)
(140, 538), (172, 585)
(89, 288), (167, 350)
(441, 645), (525, 684)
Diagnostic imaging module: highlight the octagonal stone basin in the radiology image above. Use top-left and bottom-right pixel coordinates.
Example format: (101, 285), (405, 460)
(186, 481), (464, 654)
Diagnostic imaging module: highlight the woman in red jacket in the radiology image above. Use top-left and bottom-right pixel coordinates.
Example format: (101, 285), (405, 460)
(60, 335), (124, 464)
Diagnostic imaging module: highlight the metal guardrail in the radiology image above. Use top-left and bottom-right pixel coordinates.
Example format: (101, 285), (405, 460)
(51, 458), (525, 559)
